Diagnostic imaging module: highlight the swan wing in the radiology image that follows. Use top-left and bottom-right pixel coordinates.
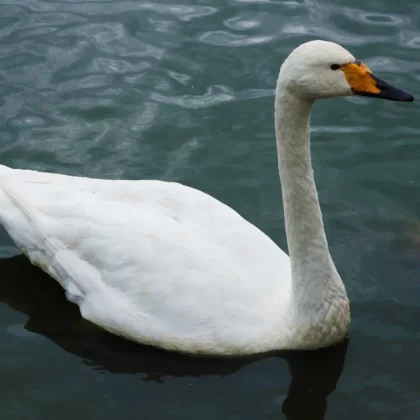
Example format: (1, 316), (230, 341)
(0, 165), (291, 354)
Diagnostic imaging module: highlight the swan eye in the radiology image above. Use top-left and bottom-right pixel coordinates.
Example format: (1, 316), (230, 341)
(330, 64), (340, 70)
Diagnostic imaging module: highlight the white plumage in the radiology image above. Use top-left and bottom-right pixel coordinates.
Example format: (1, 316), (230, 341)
(0, 167), (291, 354)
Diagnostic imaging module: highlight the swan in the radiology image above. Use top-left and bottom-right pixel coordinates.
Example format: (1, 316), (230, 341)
(0, 40), (413, 356)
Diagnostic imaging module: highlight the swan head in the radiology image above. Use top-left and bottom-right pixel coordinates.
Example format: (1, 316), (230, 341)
(278, 40), (414, 102)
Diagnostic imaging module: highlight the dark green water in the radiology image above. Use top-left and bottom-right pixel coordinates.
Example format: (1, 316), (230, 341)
(0, 0), (419, 419)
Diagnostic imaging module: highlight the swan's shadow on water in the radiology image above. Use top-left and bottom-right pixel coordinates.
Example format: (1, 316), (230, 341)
(0, 255), (348, 420)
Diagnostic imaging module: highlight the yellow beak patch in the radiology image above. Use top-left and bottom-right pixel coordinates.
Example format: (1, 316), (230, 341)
(340, 61), (380, 94)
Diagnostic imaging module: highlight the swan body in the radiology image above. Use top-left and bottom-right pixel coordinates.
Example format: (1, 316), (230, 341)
(0, 41), (413, 356)
(0, 167), (293, 354)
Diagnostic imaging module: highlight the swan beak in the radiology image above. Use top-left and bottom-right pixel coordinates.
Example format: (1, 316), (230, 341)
(340, 61), (414, 102)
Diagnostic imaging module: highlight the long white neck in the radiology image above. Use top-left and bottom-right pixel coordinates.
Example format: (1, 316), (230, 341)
(274, 86), (347, 318)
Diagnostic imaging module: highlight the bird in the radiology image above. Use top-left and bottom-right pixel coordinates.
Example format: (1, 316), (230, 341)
(0, 40), (413, 356)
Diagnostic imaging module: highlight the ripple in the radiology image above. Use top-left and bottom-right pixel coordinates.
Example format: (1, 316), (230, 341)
(165, 69), (192, 85)
(234, 0), (284, 3)
(312, 126), (373, 134)
(282, 23), (388, 45)
(151, 85), (235, 108)
(366, 56), (420, 75)
(236, 89), (273, 101)
(59, 22), (165, 57)
(92, 57), (131, 74)
(0, 92), (25, 124)
(9, 116), (46, 128)
(399, 30), (420, 48)
(224, 16), (261, 31)
(199, 31), (273, 46)
(344, 8), (409, 27)
(56, 74), (111, 93)
(19, 1), (218, 21)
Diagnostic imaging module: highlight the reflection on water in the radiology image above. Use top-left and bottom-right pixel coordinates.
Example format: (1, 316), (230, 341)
(0, 256), (348, 419)
(282, 342), (348, 420)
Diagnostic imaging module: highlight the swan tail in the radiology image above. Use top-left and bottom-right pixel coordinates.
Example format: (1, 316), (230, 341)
(0, 180), (103, 304)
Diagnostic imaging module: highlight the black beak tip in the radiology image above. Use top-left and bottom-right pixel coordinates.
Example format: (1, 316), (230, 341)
(391, 87), (414, 102)
(369, 74), (414, 102)
(352, 87), (414, 102)
(405, 92), (414, 102)
(393, 90), (414, 102)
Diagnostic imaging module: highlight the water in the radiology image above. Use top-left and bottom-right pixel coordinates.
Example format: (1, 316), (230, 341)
(0, 0), (419, 418)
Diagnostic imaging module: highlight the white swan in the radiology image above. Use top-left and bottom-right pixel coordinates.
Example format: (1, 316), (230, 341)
(0, 41), (413, 356)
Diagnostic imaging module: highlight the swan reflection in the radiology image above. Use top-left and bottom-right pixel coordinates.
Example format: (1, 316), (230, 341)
(0, 255), (348, 419)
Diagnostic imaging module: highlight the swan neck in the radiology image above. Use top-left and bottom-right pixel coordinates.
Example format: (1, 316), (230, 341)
(275, 88), (344, 304)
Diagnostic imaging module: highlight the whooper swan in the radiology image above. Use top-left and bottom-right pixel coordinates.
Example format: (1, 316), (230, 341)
(0, 41), (413, 356)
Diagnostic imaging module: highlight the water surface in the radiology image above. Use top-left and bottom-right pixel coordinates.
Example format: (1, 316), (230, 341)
(0, 0), (420, 419)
